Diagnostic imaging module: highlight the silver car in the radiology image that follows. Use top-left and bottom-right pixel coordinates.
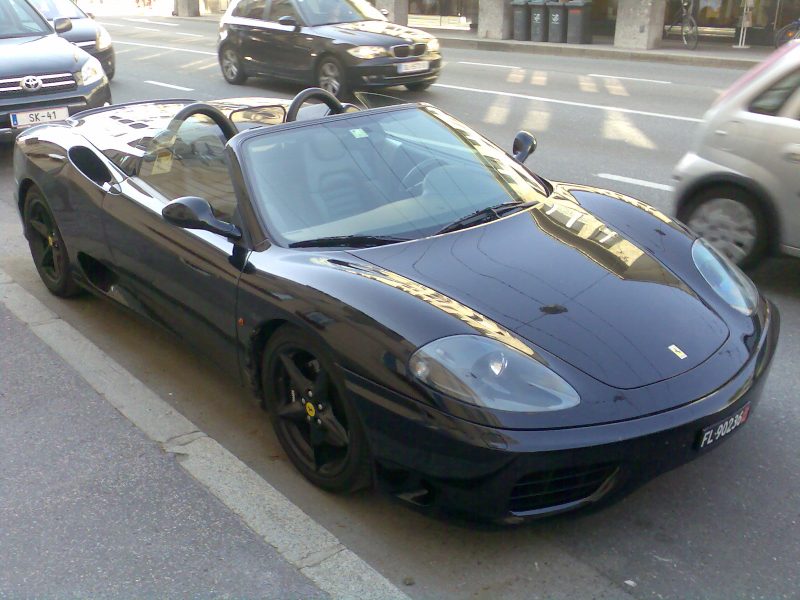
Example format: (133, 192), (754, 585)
(674, 41), (800, 268)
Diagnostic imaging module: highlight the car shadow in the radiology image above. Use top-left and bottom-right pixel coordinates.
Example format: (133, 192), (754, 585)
(749, 256), (800, 299)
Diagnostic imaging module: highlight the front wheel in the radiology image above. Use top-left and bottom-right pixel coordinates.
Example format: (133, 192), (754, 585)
(677, 186), (768, 269)
(220, 45), (247, 85)
(682, 16), (698, 50)
(405, 81), (432, 92)
(262, 325), (372, 493)
(316, 56), (349, 99)
(23, 188), (81, 297)
(775, 23), (799, 47)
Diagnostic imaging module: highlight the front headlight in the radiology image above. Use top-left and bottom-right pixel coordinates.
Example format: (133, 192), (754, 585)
(409, 335), (580, 412)
(346, 45), (388, 60)
(77, 56), (104, 86)
(427, 38), (440, 52)
(96, 25), (112, 50)
(692, 238), (758, 315)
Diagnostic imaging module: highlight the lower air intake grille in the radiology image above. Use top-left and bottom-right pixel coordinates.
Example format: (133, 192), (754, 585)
(508, 463), (618, 513)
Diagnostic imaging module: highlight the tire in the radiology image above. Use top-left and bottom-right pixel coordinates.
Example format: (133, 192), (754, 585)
(105, 64), (115, 81)
(261, 325), (372, 493)
(23, 187), (81, 297)
(316, 56), (349, 99)
(677, 185), (768, 269)
(774, 23), (799, 48)
(682, 16), (698, 50)
(404, 81), (432, 92)
(220, 45), (247, 85)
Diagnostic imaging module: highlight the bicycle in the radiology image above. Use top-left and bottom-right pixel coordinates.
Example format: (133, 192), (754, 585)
(774, 18), (800, 48)
(664, 0), (699, 50)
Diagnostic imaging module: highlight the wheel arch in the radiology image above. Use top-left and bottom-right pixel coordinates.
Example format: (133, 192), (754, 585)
(17, 178), (38, 218)
(675, 173), (782, 254)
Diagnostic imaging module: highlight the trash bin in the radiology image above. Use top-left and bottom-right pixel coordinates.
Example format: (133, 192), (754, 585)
(511, 0), (531, 41)
(546, 1), (567, 43)
(566, 0), (592, 43)
(529, 0), (548, 42)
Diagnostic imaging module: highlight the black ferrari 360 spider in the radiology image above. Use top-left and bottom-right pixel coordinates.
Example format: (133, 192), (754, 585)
(13, 88), (779, 522)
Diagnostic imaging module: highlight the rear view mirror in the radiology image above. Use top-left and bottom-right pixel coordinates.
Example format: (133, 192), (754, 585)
(278, 15), (299, 29)
(512, 130), (537, 164)
(162, 196), (242, 240)
(54, 17), (72, 34)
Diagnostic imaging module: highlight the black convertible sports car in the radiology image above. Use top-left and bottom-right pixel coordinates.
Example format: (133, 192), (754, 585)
(13, 89), (779, 522)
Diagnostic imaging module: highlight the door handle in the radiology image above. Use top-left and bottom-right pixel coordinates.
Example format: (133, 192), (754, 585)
(180, 257), (211, 276)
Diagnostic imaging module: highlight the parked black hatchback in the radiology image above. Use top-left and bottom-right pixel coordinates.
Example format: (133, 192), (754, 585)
(218, 0), (441, 97)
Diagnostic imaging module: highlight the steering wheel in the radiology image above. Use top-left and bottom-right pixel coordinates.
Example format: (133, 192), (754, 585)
(167, 103), (239, 141)
(285, 87), (345, 123)
(401, 157), (443, 193)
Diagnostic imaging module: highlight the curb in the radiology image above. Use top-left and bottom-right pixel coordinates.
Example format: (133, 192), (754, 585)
(0, 267), (409, 600)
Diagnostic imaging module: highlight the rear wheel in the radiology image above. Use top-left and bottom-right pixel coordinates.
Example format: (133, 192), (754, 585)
(405, 81), (432, 92)
(775, 23), (799, 47)
(677, 186), (768, 269)
(23, 188), (81, 297)
(316, 56), (349, 99)
(262, 325), (372, 493)
(220, 45), (247, 85)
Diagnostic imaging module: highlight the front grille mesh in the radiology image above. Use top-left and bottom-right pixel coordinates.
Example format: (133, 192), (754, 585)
(508, 463), (617, 513)
(391, 43), (427, 58)
(0, 73), (77, 98)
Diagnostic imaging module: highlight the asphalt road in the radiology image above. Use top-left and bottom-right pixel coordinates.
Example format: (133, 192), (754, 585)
(2, 18), (799, 599)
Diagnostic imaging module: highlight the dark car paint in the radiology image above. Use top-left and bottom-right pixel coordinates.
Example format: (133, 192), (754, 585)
(12, 100), (780, 520)
(219, 14), (441, 89)
(56, 16), (116, 77)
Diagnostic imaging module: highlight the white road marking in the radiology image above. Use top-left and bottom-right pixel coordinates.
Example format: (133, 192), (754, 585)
(124, 17), (180, 26)
(176, 32), (205, 37)
(589, 73), (671, 84)
(458, 61), (522, 69)
(596, 173), (674, 191)
(114, 40), (216, 56)
(98, 21), (123, 27)
(135, 26), (161, 32)
(432, 83), (703, 122)
(145, 80), (195, 91)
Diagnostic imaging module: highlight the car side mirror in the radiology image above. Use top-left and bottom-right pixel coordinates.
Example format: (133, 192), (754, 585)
(54, 17), (73, 34)
(162, 196), (242, 241)
(278, 15), (300, 30)
(512, 130), (537, 164)
(380, 8), (389, 16)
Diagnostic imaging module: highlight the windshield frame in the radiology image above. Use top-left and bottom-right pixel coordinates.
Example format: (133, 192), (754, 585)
(296, 0), (386, 27)
(0, 0), (54, 38)
(231, 104), (551, 250)
(30, 0), (87, 20)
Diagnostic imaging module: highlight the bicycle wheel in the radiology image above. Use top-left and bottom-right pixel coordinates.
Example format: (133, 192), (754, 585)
(682, 16), (699, 50)
(774, 23), (799, 48)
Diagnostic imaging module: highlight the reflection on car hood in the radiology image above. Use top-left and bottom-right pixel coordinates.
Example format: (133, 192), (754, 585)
(315, 20), (432, 45)
(0, 35), (87, 78)
(352, 187), (729, 390)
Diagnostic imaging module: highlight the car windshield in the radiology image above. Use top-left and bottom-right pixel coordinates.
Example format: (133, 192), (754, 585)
(240, 105), (551, 247)
(297, 0), (385, 26)
(30, 0), (85, 19)
(0, 0), (52, 37)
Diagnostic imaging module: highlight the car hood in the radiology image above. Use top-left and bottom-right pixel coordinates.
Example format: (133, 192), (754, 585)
(56, 18), (98, 45)
(314, 20), (432, 45)
(0, 34), (87, 77)
(351, 192), (729, 390)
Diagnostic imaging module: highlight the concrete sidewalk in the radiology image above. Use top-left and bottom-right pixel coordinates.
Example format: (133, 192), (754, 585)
(0, 267), (406, 599)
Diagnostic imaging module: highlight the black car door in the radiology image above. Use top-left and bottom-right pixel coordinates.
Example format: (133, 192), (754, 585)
(256, 0), (313, 80)
(101, 115), (244, 376)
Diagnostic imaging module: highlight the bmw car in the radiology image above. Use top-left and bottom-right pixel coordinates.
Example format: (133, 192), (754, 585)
(13, 89), (779, 522)
(30, 0), (116, 80)
(1, 0), (111, 141)
(218, 0), (441, 97)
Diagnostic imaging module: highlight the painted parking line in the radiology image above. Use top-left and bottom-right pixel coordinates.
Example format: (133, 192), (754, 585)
(458, 61), (523, 69)
(124, 17), (180, 26)
(433, 83), (703, 122)
(145, 80), (195, 91)
(134, 26), (161, 32)
(596, 173), (675, 191)
(98, 21), (123, 27)
(588, 74), (672, 84)
(176, 32), (205, 37)
(114, 40), (216, 56)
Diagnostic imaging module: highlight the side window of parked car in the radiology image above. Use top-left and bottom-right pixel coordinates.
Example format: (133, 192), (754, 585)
(749, 69), (800, 117)
(267, 0), (299, 22)
(139, 115), (238, 223)
(233, 0), (267, 19)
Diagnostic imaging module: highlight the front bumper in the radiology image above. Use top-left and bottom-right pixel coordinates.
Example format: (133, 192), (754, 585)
(0, 78), (111, 141)
(345, 55), (442, 89)
(346, 300), (780, 522)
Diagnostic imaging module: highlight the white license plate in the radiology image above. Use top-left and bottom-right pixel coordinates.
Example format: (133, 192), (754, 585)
(397, 61), (429, 74)
(697, 403), (751, 451)
(10, 106), (69, 128)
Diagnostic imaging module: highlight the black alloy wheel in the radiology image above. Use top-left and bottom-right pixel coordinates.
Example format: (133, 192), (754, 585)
(220, 45), (247, 85)
(23, 188), (80, 297)
(405, 82), (432, 92)
(262, 326), (371, 493)
(316, 56), (349, 99)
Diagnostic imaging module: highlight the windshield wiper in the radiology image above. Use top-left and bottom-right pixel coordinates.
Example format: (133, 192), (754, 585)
(289, 235), (409, 248)
(435, 201), (539, 235)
